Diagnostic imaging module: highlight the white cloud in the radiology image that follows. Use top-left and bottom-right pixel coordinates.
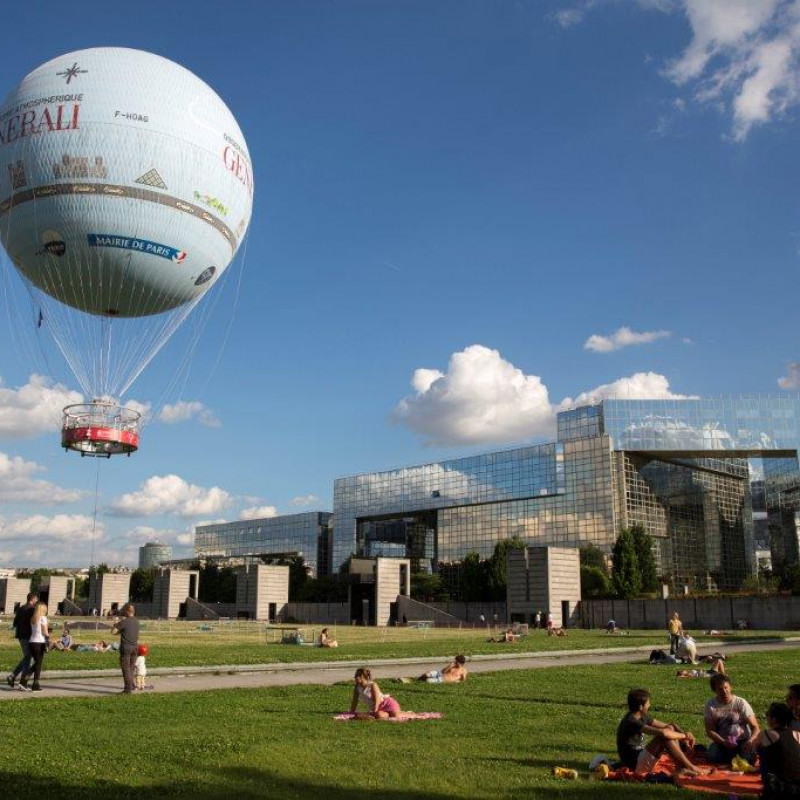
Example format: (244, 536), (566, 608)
(0, 451), (86, 504)
(779, 361), (800, 389)
(239, 505), (278, 520)
(159, 401), (220, 427)
(0, 514), (100, 543)
(392, 345), (693, 447)
(391, 345), (555, 447)
(666, 0), (800, 141)
(123, 399), (152, 422)
(109, 475), (232, 518)
(584, 326), (671, 353)
(559, 371), (697, 409)
(552, 1), (800, 141)
(290, 494), (319, 507)
(0, 374), (83, 438)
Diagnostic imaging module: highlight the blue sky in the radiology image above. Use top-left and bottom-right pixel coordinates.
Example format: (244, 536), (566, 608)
(2, 0), (800, 567)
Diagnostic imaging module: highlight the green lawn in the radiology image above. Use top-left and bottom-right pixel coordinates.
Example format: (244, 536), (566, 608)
(1, 648), (797, 798)
(1, 618), (792, 671)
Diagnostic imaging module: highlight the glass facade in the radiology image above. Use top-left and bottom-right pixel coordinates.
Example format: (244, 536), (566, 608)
(194, 512), (332, 577)
(334, 396), (800, 594)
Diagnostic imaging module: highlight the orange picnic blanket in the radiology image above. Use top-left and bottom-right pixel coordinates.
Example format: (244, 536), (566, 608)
(608, 753), (762, 796)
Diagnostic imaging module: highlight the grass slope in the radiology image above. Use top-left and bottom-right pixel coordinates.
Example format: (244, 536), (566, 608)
(1, 648), (797, 798)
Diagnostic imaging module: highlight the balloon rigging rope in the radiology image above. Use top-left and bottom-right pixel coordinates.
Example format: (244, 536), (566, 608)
(89, 456), (101, 568)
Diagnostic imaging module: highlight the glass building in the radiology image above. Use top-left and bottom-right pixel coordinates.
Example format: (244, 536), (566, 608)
(194, 512), (333, 577)
(333, 397), (800, 595)
(138, 542), (172, 568)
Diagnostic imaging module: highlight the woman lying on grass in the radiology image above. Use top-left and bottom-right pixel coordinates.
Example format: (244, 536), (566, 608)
(349, 667), (402, 719)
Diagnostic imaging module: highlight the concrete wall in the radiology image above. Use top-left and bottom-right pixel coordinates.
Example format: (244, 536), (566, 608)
(41, 576), (75, 614)
(0, 577), (30, 614)
(375, 558), (410, 626)
(507, 546), (581, 627)
(236, 564), (289, 621)
(579, 596), (800, 630)
(420, 601), (507, 624)
(153, 569), (199, 619)
(395, 596), (462, 627)
(285, 602), (350, 623)
(183, 598), (237, 621)
(88, 573), (131, 615)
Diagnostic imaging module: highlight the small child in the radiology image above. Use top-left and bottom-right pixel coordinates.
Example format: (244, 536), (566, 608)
(135, 644), (149, 690)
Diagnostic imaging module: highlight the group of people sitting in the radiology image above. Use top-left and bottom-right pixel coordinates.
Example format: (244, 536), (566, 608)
(45, 627), (118, 653)
(617, 675), (800, 791)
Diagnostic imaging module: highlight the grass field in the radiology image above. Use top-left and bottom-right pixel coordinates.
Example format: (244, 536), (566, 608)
(1, 647), (797, 798)
(0, 617), (794, 671)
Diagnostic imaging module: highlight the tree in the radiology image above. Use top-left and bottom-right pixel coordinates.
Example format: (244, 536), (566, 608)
(611, 528), (641, 598)
(460, 551), (488, 602)
(581, 565), (611, 598)
(129, 567), (156, 601)
(410, 571), (445, 601)
(629, 525), (659, 594)
(580, 544), (607, 571)
(16, 568), (50, 593)
(487, 537), (527, 600)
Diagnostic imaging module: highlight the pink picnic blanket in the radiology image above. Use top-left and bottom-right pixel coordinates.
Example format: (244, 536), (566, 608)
(334, 712), (443, 722)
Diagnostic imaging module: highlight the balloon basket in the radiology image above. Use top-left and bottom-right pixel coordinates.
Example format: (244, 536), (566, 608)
(61, 401), (140, 457)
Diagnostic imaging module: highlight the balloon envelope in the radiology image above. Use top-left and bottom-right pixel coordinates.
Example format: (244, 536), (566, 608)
(0, 48), (253, 397)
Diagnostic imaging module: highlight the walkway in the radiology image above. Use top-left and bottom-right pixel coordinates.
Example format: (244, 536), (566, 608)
(2, 637), (797, 701)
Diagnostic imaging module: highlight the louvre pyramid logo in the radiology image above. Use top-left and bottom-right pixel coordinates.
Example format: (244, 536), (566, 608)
(135, 168), (167, 189)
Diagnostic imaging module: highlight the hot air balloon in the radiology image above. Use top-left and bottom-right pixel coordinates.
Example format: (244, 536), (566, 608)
(0, 47), (253, 455)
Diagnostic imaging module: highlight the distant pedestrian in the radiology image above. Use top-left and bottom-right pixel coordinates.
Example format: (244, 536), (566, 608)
(24, 602), (49, 691)
(111, 603), (139, 694)
(668, 612), (683, 655)
(6, 592), (38, 690)
(533, 611), (541, 629)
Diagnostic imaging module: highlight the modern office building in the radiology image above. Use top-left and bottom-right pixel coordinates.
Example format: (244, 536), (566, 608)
(138, 541), (173, 568)
(333, 397), (800, 594)
(194, 512), (333, 577)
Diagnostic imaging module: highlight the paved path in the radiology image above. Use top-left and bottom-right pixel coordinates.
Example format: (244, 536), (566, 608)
(2, 638), (797, 701)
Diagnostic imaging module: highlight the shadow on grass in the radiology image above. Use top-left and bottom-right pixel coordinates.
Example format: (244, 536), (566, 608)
(0, 766), (713, 800)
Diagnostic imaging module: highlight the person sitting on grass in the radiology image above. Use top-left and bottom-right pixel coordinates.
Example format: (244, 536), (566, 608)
(548, 627), (567, 637)
(617, 688), (707, 777)
(786, 685), (800, 732)
(418, 655), (468, 683)
(704, 673), (760, 764)
(757, 702), (800, 798)
(49, 627), (72, 652)
(488, 628), (517, 643)
(349, 667), (402, 719)
(677, 658), (726, 679)
(318, 628), (338, 648)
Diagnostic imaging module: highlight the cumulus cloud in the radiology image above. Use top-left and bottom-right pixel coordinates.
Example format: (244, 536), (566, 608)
(0, 451), (86, 504)
(159, 401), (220, 427)
(584, 326), (671, 353)
(392, 345), (693, 447)
(0, 374), (83, 438)
(290, 494), (319, 507)
(779, 361), (800, 389)
(109, 475), (232, 518)
(0, 514), (100, 542)
(239, 505), (278, 520)
(391, 345), (555, 447)
(559, 371), (697, 409)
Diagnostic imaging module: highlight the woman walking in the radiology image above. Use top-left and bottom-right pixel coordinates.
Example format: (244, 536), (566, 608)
(24, 602), (49, 691)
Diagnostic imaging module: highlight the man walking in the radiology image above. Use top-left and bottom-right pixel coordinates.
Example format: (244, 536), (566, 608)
(111, 603), (139, 694)
(6, 592), (38, 690)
